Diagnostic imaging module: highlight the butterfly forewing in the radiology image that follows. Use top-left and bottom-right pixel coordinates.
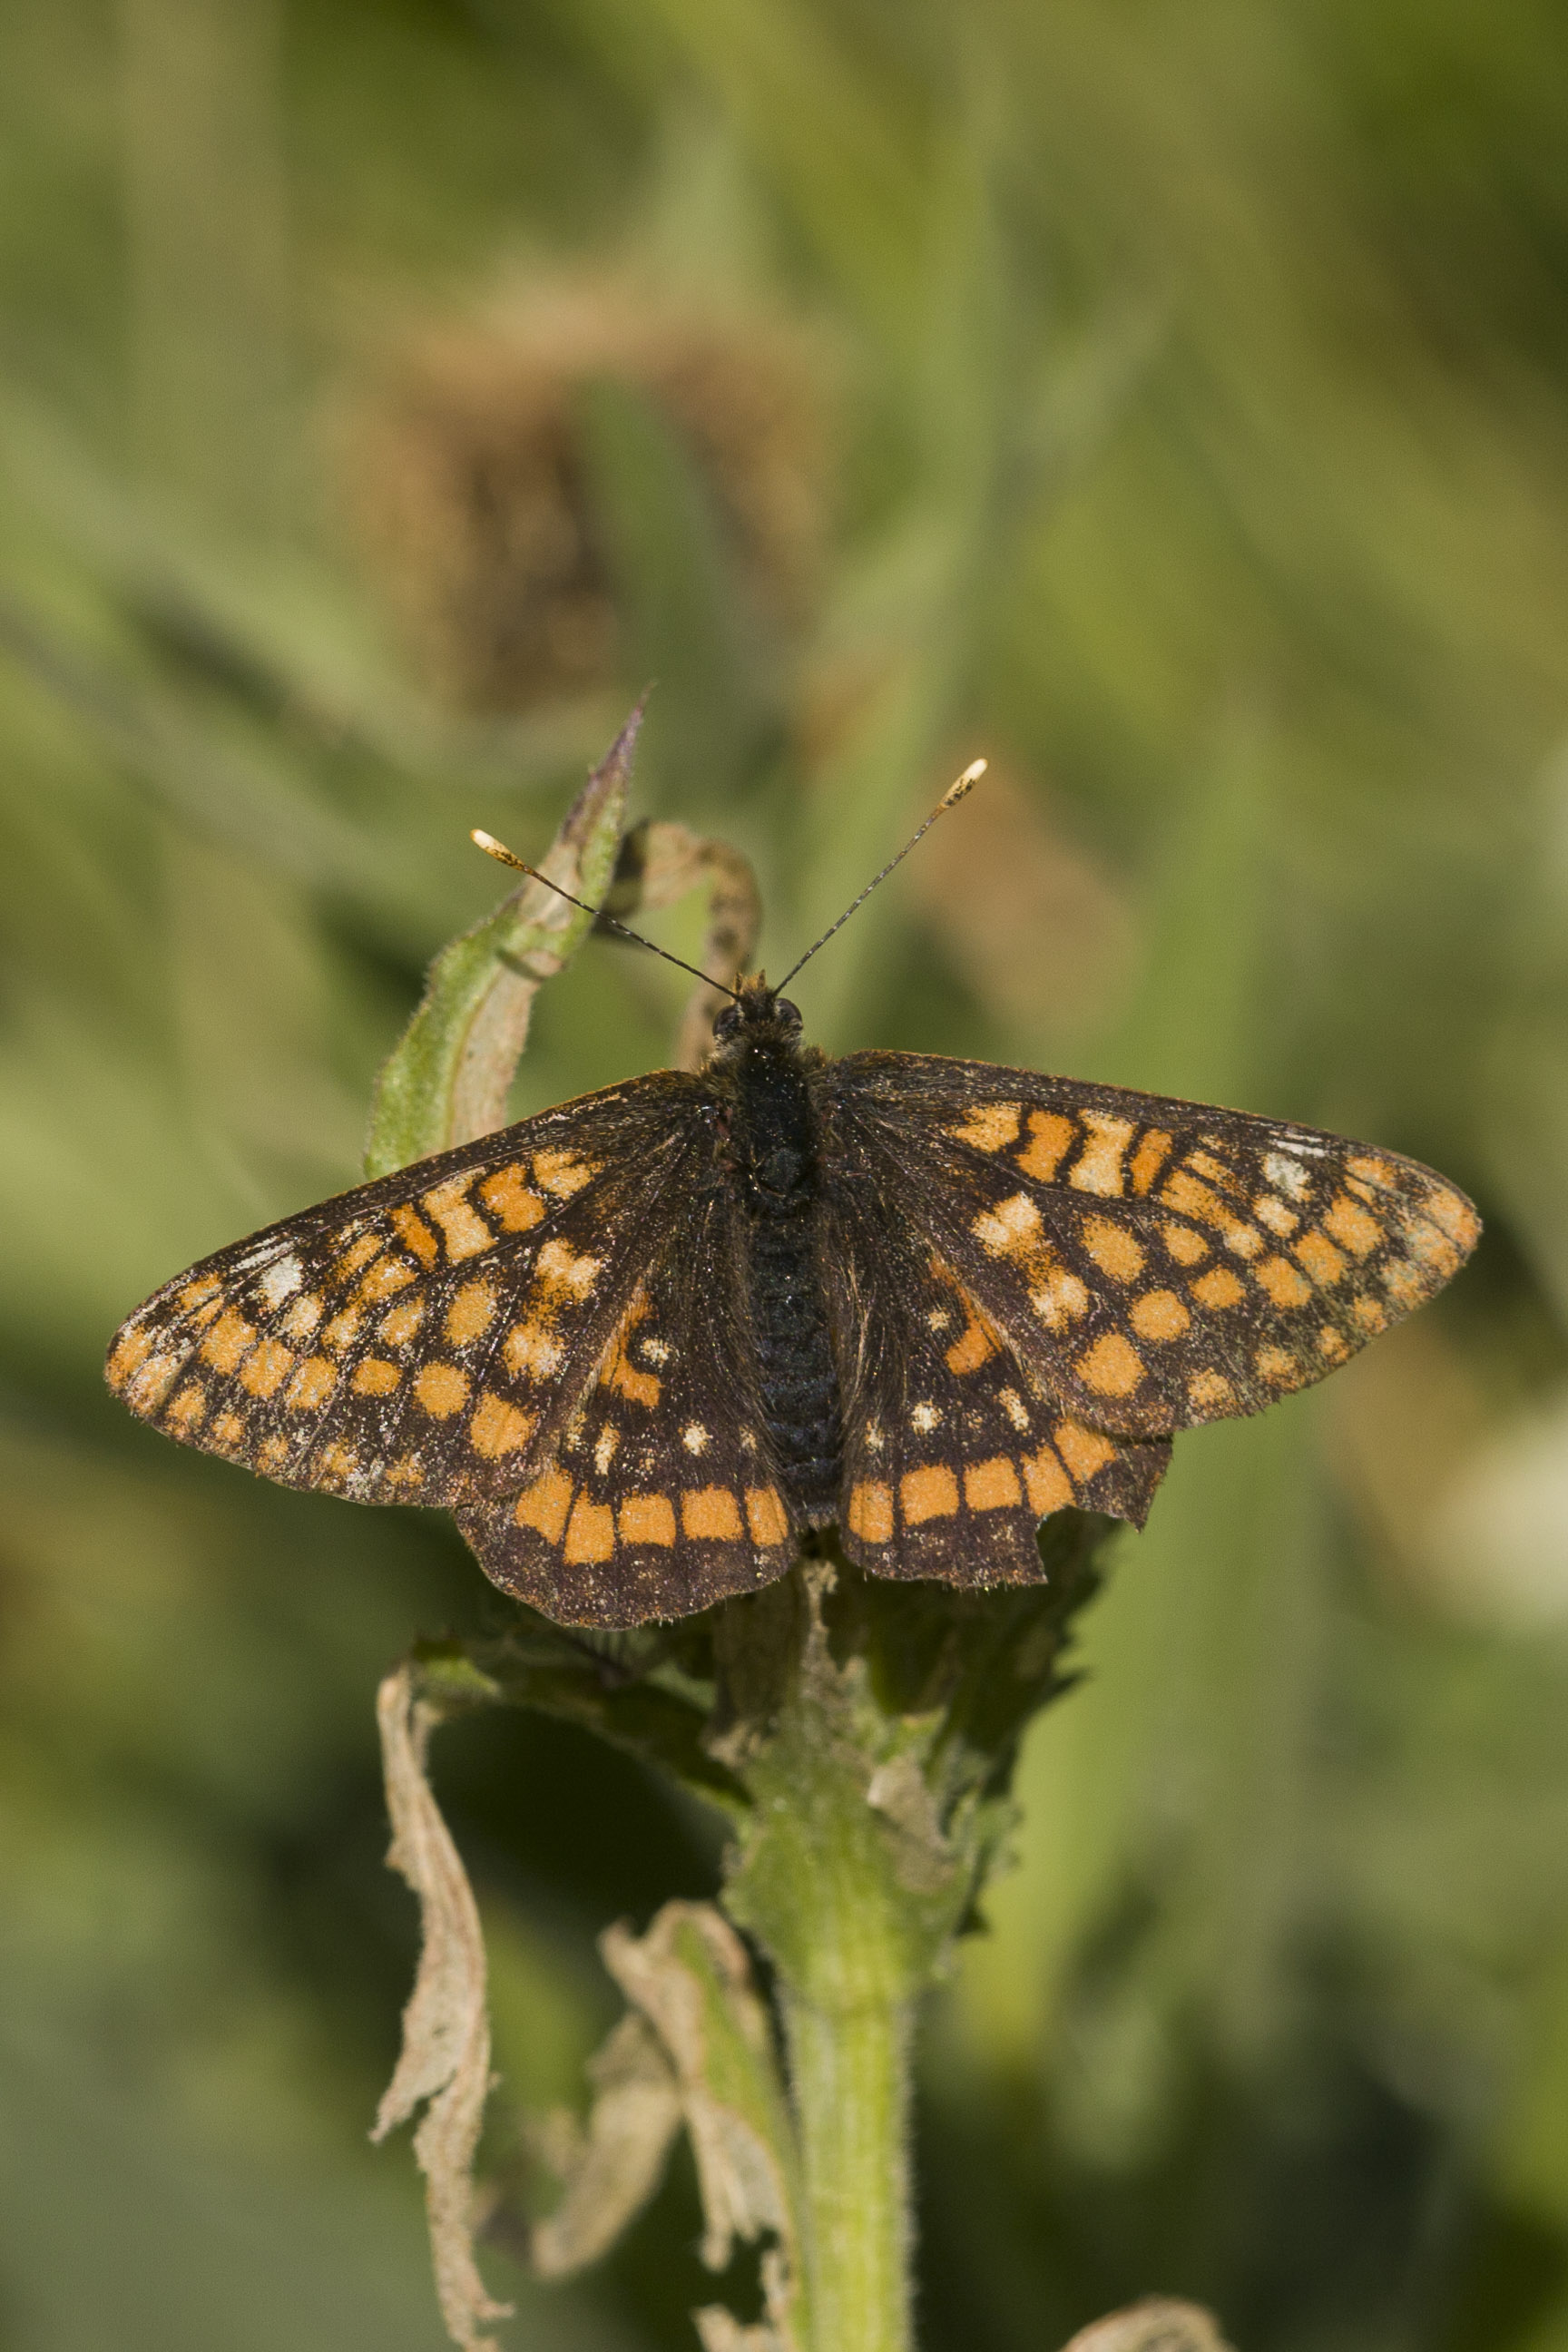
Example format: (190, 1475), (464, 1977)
(833, 1052), (1481, 1437)
(105, 1073), (708, 1508)
(456, 1188), (799, 1627)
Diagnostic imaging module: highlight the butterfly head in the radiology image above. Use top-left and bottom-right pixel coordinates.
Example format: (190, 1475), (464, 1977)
(709, 975), (804, 1061)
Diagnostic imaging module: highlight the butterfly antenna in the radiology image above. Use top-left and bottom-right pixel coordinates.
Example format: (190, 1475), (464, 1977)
(774, 758), (987, 992)
(471, 830), (744, 1001)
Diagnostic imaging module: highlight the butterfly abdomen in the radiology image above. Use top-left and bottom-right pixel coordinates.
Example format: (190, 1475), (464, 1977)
(726, 1029), (842, 1525)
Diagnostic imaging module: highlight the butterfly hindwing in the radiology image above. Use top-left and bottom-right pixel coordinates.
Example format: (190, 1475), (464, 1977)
(816, 1173), (1171, 1584)
(456, 1185), (799, 1627)
(828, 1053), (1480, 1439)
(105, 1073), (709, 1508)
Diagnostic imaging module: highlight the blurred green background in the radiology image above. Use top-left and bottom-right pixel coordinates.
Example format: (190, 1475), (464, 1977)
(5, 2), (1568, 2345)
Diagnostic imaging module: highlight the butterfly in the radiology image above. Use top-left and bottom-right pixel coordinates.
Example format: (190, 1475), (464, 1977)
(105, 769), (1481, 1630)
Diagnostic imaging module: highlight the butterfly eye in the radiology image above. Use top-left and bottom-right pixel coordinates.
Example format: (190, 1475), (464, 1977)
(712, 1004), (743, 1039)
(776, 998), (803, 1033)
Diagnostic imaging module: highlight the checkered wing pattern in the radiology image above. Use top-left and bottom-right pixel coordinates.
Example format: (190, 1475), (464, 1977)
(104, 1075), (710, 1509)
(829, 1053), (1482, 1440)
(816, 1161), (1171, 1584)
(456, 1187), (798, 1628)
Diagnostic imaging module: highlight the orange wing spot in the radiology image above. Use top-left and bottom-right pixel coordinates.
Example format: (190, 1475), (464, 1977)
(470, 1393), (537, 1458)
(1348, 1154), (1392, 1184)
(1323, 1194), (1382, 1256)
(387, 1206), (440, 1268)
(1255, 1345), (1297, 1384)
(945, 1313), (997, 1375)
(682, 1486), (744, 1541)
(1081, 1216), (1145, 1282)
(847, 1481), (894, 1543)
(414, 1363), (470, 1418)
(478, 1165), (546, 1232)
(240, 1338), (295, 1398)
(108, 1326), (154, 1386)
(211, 1410), (245, 1446)
(1053, 1420), (1116, 1482)
(1023, 1445), (1073, 1513)
(1076, 1332), (1145, 1397)
(948, 1101), (1022, 1152)
(324, 1308), (365, 1355)
(514, 1466), (573, 1542)
(1255, 1195), (1299, 1238)
(564, 1494), (616, 1565)
(1256, 1255), (1312, 1308)
(1188, 1151), (1241, 1192)
(1161, 1170), (1223, 1223)
(358, 1257), (415, 1302)
(351, 1357), (402, 1396)
(286, 1357), (336, 1411)
(1384, 1260), (1424, 1308)
(1293, 1230), (1348, 1288)
(1016, 1110), (1075, 1181)
(280, 1293), (324, 1339)
(1191, 1268), (1245, 1310)
(179, 1275), (222, 1310)
(1131, 1288), (1191, 1340)
(745, 1487), (790, 1545)
(1317, 1327), (1348, 1361)
(378, 1298), (424, 1348)
(1426, 1187), (1481, 1248)
(201, 1309), (255, 1374)
(1218, 1220), (1263, 1259)
(504, 1318), (564, 1378)
(445, 1279), (498, 1346)
(166, 1381), (208, 1431)
(900, 1464), (960, 1524)
(419, 1175), (496, 1262)
(1407, 1219), (1460, 1275)
(973, 1191), (1043, 1256)
(620, 1494), (677, 1547)
(596, 1287), (661, 1407)
(1029, 1267), (1091, 1329)
(1162, 1221), (1209, 1266)
(1187, 1370), (1233, 1411)
(1351, 1294), (1389, 1332)
(318, 1440), (361, 1485)
(334, 1232), (382, 1279)
(256, 1434), (291, 1473)
(386, 1456), (426, 1494)
(533, 1148), (598, 1198)
(534, 1239), (603, 1298)
(965, 1456), (1024, 1511)
(1130, 1129), (1174, 1194)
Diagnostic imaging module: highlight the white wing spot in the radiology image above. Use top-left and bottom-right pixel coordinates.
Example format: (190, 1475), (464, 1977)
(257, 1255), (303, 1310)
(865, 1424), (886, 1455)
(927, 1306), (952, 1331)
(973, 1191), (1043, 1256)
(593, 1424), (618, 1476)
(1259, 1147), (1326, 1204)
(642, 1337), (671, 1366)
(911, 1401), (940, 1434)
(682, 1423), (710, 1455)
(998, 1387), (1031, 1432)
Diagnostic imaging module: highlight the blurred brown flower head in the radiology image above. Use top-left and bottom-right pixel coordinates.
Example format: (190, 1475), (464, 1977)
(342, 285), (830, 711)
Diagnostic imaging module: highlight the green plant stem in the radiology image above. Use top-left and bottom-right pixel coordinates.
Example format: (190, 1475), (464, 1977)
(781, 1984), (914, 2352)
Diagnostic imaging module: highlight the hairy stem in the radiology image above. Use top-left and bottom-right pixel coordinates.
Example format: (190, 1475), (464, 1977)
(782, 1984), (913, 2352)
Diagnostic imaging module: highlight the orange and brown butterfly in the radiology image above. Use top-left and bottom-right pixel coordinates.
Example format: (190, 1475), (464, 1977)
(105, 761), (1480, 1629)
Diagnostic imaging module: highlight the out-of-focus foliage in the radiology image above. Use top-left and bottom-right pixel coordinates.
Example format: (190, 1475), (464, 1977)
(4, 1), (1568, 2345)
